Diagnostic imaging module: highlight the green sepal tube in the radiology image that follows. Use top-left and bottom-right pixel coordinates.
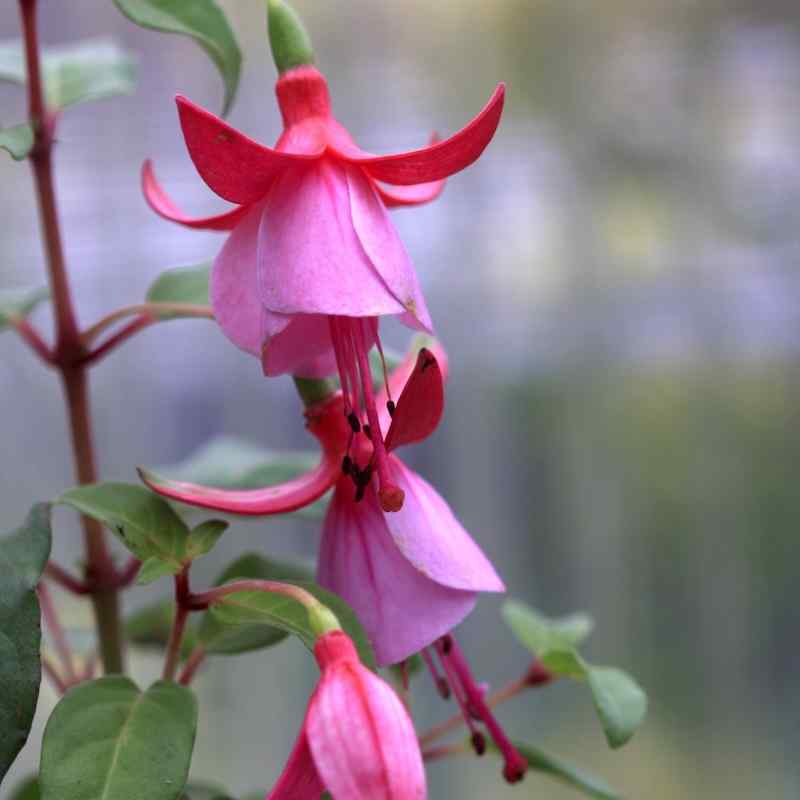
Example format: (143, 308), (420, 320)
(308, 603), (342, 638)
(267, 0), (315, 74)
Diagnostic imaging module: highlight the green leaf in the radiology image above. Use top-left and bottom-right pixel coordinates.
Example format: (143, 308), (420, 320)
(112, 0), (241, 116)
(136, 556), (178, 586)
(58, 483), (189, 574)
(197, 553), (313, 656)
(502, 600), (646, 748)
(0, 287), (49, 332)
(210, 581), (376, 670)
(157, 436), (330, 521)
(125, 600), (198, 656)
(0, 123), (34, 161)
(489, 741), (621, 800)
(40, 677), (197, 800)
(7, 775), (40, 800)
(145, 264), (212, 317)
(186, 520), (227, 561)
(0, 38), (136, 110)
(0, 504), (52, 784)
(586, 666), (647, 749)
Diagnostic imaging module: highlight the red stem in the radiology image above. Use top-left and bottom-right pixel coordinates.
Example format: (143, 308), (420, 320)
(10, 318), (54, 364)
(79, 314), (155, 366)
(38, 583), (77, 683)
(41, 655), (67, 694)
(18, 0), (124, 674)
(178, 647), (207, 686)
(115, 556), (142, 588)
(187, 578), (322, 612)
(45, 561), (91, 595)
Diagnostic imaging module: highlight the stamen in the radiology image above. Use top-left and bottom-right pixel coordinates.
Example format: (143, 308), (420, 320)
(341, 455), (353, 476)
(386, 399), (396, 417)
(329, 317), (356, 415)
(435, 638), (484, 755)
(421, 647), (450, 699)
(347, 412), (361, 434)
(373, 322), (393, 403)
(440, 636), (529, 783)
(362, 423), (371, 439)
(352, 319), (404, 512)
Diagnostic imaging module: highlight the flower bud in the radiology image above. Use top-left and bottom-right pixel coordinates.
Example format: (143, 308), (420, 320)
(267, 0), (315, 75)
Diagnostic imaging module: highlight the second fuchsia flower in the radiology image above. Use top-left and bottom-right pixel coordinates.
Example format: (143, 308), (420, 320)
(269, 629), (425, 799)
(140, 345), (504, 665)
(142, 0), (505, 512)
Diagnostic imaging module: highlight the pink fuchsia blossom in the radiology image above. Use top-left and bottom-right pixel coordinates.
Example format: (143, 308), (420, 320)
(140, 345), (504, 665)
(143, 65), (503, 508)
(268, 629), (425, 799)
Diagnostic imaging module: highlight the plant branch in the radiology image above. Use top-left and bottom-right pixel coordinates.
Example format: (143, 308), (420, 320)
(9, 317), (54, 364)
(82, 303), (213, 346)
(38, 583), (77, 683)
(41, 655), (67, 694)
(45, 561), (91, 595)
(187, 578), (322, 612)
(19, 0), (124, 674)
(178, 646), (207, 686)
(163, 568), (191, 682)
(79, 314), (155, 366)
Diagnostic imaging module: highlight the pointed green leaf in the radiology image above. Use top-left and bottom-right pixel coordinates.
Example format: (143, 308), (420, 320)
(58, 483), (189, 573)
(136, 556), (178, 585)
(502, 600), (646, 748)
(586, 666), (647, 749)
(0, 123), (34, 161)
(0, 504), (52, 784)
(158, 436), (329, 521)
(197, 553), (313, 656)
(489, 741), (621, 800)
(185, 520), (227, 561)
(145, 264), (212, 318)
(112, 0), (241, 116)
(40, 677), (197, 800)
(0, 287), (49, 332)
(125, 600), (197, 656)
(7, 775), (40, 800)
(0, 38), (136, 110)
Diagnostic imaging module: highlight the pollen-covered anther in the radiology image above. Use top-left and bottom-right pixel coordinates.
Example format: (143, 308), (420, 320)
(379, 484), (405, 512)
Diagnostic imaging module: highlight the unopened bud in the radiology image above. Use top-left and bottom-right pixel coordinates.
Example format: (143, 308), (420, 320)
(267, 0), (315, 75)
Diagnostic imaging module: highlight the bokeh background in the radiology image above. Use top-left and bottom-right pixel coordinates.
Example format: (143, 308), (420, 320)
(2, 0), (800, 797)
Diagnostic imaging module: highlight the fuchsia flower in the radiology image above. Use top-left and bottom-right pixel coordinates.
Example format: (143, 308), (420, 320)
(143, 57), (504, 510)
(268, 629), (425, 799)
(140, 344), (504, 665)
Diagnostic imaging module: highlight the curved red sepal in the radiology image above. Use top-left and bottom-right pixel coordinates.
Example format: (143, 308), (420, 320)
(376, 178), (446, 208)
(341, 83), (505, 186)
(266, 727), (325, 800)
(141, 160), (250, 231)
(385, 348), (445, 452)
(138, 396), (348, 516)
(176, 95), (323, 205)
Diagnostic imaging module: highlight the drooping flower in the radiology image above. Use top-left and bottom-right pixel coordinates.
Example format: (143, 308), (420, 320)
(139, 344), (504, 665)
(268, 629), (425, 799)
(142, 1), (505, 510)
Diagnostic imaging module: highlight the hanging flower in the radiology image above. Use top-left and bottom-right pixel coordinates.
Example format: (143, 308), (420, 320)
(139, 343), (504, 665)
(141, 1), (504, 509)
(268, 629), (425, 799)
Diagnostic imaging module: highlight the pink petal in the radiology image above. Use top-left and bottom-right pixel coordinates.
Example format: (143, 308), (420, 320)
(384, 458), (505, 593)
(257, 160), (406, 318)
(347, 167), (433, 332)
(210, 199), (270, 355)
(337, 84), (505, 186)
(318, 482), (477, 666)
(376, 178), (446, 208)
(141, 160), (249, 231)
(261, 313), (338, 378)
(176, 95), (322, 205)
(385, 348), (444, 452)
(307, 661), (426, 798)
(267, 726), (326, 800)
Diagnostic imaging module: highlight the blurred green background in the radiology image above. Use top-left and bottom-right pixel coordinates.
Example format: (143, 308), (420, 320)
(2, 0), (800, 797)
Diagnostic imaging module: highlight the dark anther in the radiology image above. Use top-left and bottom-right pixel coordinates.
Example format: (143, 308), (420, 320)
(362, 424), (371, 439)
(355, 483), (366, 502)
(386, 400), (396, 417)
(420, 348), (435, 372)
(357, 463), (373, 486)
(348, 412), (361, 433)
(440, 634), (453, 654)
(341, 455), (353, 475)
(436, 676), (451, 700)
(471, 732), (487, 756)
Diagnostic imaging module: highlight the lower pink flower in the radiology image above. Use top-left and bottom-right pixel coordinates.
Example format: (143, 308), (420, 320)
(268, 630), (425, 800)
